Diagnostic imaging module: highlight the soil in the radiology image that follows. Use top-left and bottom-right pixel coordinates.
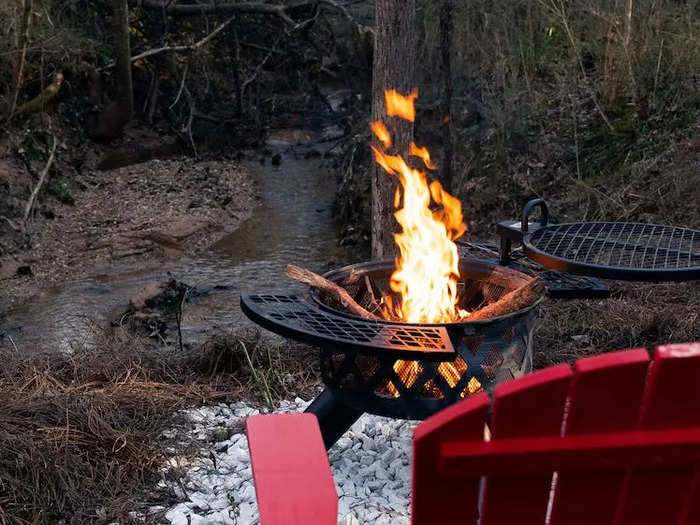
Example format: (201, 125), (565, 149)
(0, 126), (258, 314)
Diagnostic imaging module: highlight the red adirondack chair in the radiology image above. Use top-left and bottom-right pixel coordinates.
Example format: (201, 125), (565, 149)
(246, 343), (700, 525)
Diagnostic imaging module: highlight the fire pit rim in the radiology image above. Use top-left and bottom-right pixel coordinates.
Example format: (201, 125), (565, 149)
(310, 257), (544, 326)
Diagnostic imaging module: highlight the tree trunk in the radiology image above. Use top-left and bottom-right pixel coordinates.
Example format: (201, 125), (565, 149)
(6, 0), (33, 121)
(370, 0), (416, 260)
(113, 0), (133, 121)
(439, 0), (453, 193)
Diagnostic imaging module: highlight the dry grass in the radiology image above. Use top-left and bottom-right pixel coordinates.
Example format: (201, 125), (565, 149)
(0, 329), (320, 524)
(535, 280), (700, 368)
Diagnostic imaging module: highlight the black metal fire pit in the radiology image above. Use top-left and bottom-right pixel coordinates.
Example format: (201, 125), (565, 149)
(241, 258), (541, 447)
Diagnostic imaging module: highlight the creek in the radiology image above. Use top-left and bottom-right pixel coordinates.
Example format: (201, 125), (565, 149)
(1, 137), (352, 353)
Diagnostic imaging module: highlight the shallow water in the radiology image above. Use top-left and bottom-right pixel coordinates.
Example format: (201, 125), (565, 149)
(1, 142), (352, 353)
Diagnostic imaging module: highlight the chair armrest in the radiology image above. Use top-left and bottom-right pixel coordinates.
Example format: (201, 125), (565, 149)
(246, 413), (337, 525)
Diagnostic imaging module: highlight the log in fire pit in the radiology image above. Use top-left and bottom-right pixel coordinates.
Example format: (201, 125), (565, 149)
(240, 257), (542, 447)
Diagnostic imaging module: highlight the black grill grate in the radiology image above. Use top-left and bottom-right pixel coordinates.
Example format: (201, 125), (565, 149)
(457, 241), (610, 298)
(524, 222), (700, 281)
(240, 294), (454, 360)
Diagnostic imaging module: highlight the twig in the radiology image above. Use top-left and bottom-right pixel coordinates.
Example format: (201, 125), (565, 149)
(286, 264), (380, 320)
(129, 15), (235, 64)
(181, 84), (197, 155)
(169, 64), (188, 110)
(241, 33), (284, 94)
(23, 135), (57, 222)
(467, 277), (544, 321)
(1, 216), (22, 231)
(240, 340), (274, 409)
(175, 287), (189, 353)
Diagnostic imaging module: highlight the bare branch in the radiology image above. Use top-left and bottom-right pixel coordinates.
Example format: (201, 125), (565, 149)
(136, 0), (357, 28)
(24, 135), (57, 222)
(130, 15), (235, 63)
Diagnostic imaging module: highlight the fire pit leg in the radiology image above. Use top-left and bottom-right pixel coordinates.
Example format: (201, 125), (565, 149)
(305, 388), (363, 449)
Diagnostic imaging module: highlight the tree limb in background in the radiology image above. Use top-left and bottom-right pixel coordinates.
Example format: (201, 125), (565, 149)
(128, 15), (235, 64)
(24, 135), (57, 223)
(14, 72), (64, 116)
(6, 0), (33, 122)
(136, 0), (356, 29)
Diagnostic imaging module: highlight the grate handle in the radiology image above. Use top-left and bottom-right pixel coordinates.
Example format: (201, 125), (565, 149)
(522, 199), (549, 232)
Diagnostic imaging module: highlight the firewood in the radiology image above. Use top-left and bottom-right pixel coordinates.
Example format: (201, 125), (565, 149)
(466, 277), (544, 321)
(286, 264), (381, 320)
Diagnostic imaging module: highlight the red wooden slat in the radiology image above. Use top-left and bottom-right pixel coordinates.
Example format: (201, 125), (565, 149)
(480, 364), (572, 525)
(679, 468), (700, 525)
(549, 348), (649, 525)
(412, 393), (489, 525)
(615, 343), (700, 525)
(246, 413), (337, 525)
(440, 427), (700, 474)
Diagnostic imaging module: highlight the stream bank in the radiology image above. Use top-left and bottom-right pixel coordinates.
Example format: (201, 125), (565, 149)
(1, 134), (354, 354)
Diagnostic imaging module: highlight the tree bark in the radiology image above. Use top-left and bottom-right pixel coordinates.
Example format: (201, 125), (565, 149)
(370, 0), (415, 260)
(439, 0), (453, 192)
(113, 0), (133, 122)
(6, 0), (33, 122)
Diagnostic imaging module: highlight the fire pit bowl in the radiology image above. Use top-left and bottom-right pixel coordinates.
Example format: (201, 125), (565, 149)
(306, 258), (542, 420)
(240, 257), (542, 447)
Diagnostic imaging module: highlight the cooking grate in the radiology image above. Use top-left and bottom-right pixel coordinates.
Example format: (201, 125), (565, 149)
(240, 294), (454, 360)
(456, 241), (610, 298)
(524, 222), (700, 281)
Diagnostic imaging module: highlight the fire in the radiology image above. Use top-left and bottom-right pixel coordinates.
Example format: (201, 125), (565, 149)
(372, 88), (474, 398)
(371, 88), (467, 324)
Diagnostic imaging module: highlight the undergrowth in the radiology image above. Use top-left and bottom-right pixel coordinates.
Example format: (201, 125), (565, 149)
(0, 328), (319, 523)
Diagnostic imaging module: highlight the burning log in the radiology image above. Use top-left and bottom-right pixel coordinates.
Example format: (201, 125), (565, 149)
(467, 276), (544, 321)
(286, 264), (381, 320)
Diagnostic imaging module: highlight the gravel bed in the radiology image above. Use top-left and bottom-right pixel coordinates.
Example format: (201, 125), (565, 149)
(158, 398), (414, 525)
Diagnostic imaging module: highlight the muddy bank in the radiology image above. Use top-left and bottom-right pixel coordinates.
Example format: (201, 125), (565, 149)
(1, 154), (258, 312)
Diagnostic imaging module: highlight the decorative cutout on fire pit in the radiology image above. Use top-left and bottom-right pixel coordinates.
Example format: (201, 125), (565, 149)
(241, 294), (455, 360)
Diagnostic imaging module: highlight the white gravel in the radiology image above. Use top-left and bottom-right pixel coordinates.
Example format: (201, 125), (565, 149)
(157, 398), (414, 525)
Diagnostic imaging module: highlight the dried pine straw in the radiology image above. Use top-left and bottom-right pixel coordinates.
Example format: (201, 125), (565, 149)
(0, 329), (320, 524)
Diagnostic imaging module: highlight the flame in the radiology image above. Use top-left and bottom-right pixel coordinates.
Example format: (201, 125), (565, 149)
(371, 121), (392, 149)
(372, 88), (473, 396)
(385, 88), (418, 121)
(371, 88), (467, 324)
(409, 142), (436, 170)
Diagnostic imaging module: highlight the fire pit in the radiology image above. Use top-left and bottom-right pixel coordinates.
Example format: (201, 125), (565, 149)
(241, 88), (545, 447)
(240, 257), (541, 447)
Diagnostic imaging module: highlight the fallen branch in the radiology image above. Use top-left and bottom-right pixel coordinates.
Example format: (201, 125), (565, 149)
(23, 135), (57, 222)
(467, 277), (544, 321)
(286, 264), (380, 320)
(15, 72), (64, 116)
(1, 215), (22, 232)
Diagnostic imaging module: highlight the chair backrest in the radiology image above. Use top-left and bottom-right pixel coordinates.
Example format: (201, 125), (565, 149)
(412, 343), (700, 525)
